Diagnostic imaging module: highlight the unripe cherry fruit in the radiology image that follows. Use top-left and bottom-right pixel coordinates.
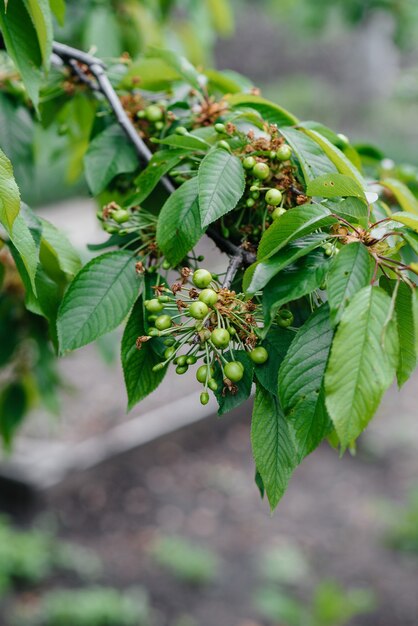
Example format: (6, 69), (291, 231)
(272, 207), (286, 220)
(253, 162), (270, 180)
(145, 104), (163, 122)
(211, 328), (231, 349)
(200, 391), (210, 405)
(224, 361), (244, 382)
(164, 347), (175, 360)
(145, 299), (164, 313)
(214, 123), (226, 134)
(243, 156), (256, 170)
(276, 144), (292, 161)
(208, 378), (218, 391)
(189, 301), (209, 320)
(175, 126), (188, 135)
(265, 188), (283, 206)
(218, 140), (231, 151)
(186, 355), (197, 365)
(155, 314), (172, 331)
(112, 209), (130, 224)
(198, 288), (218, 307)
(176, 364), (188, 375)
(249, 346), (269, 364)
(196, 365), (214, 383)
(193, 269), (212, 289)
(277, 309), (294, 328)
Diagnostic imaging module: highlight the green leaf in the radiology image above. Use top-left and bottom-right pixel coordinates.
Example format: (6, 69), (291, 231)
(57, 251), (140, 353)
(251, 383), (297, 510)
(280, 128), (337, 182)
(0, 382), (28, 449)
(257, 204), (335, 261)
(244, 233), (328, 294)
(0, 0), (42, 107)
(0, 147), (21, 232)
(327, 242), (373, 326)
(156, 177), (203, 266)
(325, 286), (399, 448)
(382, 178), (418, 215)
(9, 212), (40, 293)
(148, 47), (207, 92)
(263, 249), (331, 331)
(307, 173), (366, 201)
(84, 125), (139, 196)
(121, 297), (167, 410)
(213, 350), (254, 415)
(254, 327), (294, 396)
(323, 197), (369, 226)
(128, 149), (186, 207)
(391, 212), (418, 232)
(49, 0), (65, 25)
(381, 279), (418, 388)
(226, 93), (298, 127)
(22, 0), (53, 66)
(154, 134), (210, 151)
(198, 148), (245, 228)
(278, 304), (334, 462)
(39, 218), (82, 280)
(83, 5), (123, 58)
(301, 128), (365, 188)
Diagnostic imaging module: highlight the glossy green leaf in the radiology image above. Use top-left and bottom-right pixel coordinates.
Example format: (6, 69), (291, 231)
(57, 251), (140, 353)
(84, 125), (139, 196)
(251, 383), (297, 510)
(255, 327), (294, 396)
(39, 218), (82, 280)
(49, 0), (65, 25)
(382, 178), (418, 215)
(263, 248), (331, 331)
(148, 47), (207, 91)
(278, 304), (334, 461)
(156, 177), (203, 266)
(301, 128), (365, 188)
(0, 148), (21, 232)
(154, 134), (209, 151)
(121, 297), (167, 410)
(9, 212), (40, 293)
(257, 204), (335, 261)
(327, 242), (373, 325)
(0, 0), (42, 107)
(22, 0), (53, 66)
(381, 279), (418, 388)
(226, 93), (298, 127)
(280, 128), (337, 182)
(307, 173), (366, 201)
(391, 212), (418, 232)
(128, 149), (186, 207)
(325, 286), (399, 448)
(244, 233), (328, 294)
(198, 148), (245, 227)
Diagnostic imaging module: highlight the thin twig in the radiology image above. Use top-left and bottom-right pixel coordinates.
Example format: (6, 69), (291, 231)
(52, 40), (254, 282)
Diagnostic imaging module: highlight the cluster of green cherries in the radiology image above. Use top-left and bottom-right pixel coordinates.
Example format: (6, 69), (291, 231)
(144, 268), (270, 405)
(241, 144), (292, 220)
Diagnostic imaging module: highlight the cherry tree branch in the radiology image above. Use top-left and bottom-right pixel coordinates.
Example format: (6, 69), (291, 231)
(52, 42), (255, 271)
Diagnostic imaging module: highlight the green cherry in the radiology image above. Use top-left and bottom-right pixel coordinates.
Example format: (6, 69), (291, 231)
(155, 314), (172, 331)
(277, 309), (294, 328)
(249, 347), (269, 364)
(164, 347), (175, 360)
(200, 391), (210, 405)
(193, 269), (213, 289)
(218, 140), (231, 151)
(189, 301), (209, 320)
(145, 299), (164, 313)
(196, 365), (214, 383)
(186, 355), (197, 365)
(112, 209), (130, 224)
(276, 144), (292, 161)
(208, 378), (218, 391)
(243, 156), (256, 170)
(198, 288), (218, 307)
(224, 361), (244, 382)
(176, 364), (188, 375)
(145, 104), (163, 122)
(253, 162), (270, 180)
(265, 188), (283, 206)
(272, 207), (286, 220)
(214, 123), (226, 134)
(211, 328), (231, 349)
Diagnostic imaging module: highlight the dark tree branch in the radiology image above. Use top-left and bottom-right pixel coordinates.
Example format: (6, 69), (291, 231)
(52, 41), (255, 275)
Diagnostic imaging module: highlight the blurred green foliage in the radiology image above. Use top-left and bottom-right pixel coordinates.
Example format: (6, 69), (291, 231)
(151, 535), (219, 585)
(385, 487), (418, 553)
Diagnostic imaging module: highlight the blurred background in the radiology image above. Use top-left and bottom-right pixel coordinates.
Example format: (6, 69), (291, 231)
(1, 1), (418, 625)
